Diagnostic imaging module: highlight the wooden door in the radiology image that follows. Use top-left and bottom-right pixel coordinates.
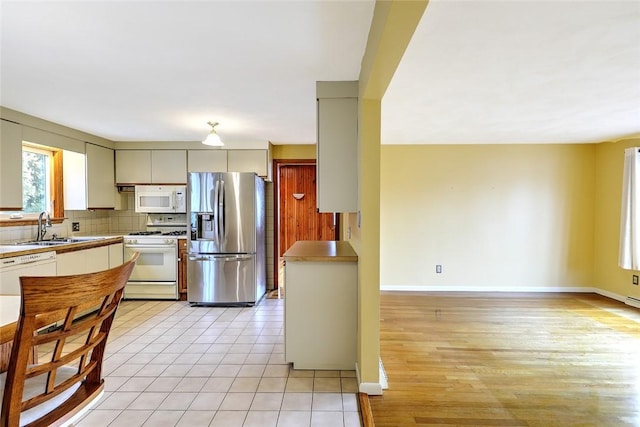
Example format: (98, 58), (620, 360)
(278, 163), (337, 257)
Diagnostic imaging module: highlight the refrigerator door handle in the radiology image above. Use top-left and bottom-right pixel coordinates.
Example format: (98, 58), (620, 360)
(213, 179), (220, 247)
(218, 179), (225, 244)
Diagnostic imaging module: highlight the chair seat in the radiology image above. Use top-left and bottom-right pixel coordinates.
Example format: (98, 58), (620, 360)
(0, 366), (90, 426)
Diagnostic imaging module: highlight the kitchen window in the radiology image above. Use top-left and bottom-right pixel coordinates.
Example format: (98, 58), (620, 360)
(21, 144), (52, 213)
(0, 143), (64, 221)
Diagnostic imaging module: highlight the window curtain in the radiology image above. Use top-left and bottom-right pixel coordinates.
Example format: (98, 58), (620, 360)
(619, 147), (640, 270)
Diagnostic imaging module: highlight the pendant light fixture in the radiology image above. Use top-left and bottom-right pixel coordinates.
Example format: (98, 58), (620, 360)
(202, 121), (224, 146)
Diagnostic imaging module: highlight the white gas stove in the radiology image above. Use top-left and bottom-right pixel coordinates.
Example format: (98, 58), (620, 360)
(123, 214), (187, 300)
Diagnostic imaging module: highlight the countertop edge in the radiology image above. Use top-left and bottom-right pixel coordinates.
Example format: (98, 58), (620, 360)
(283, 240), (358, 262)
(0, 236), (124, 259)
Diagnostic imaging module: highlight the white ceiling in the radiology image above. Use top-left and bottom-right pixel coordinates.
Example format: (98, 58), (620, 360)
(1, 1), (639, 147)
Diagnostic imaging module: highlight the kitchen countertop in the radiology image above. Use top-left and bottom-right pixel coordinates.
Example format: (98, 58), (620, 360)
(283, 240), (358, 262)
(0, 236), (124, 259)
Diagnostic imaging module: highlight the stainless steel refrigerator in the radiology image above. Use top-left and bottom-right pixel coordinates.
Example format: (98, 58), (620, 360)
(187, 172), (266, 305)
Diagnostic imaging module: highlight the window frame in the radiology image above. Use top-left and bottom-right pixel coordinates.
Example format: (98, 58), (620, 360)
(0, 143), (64, 223)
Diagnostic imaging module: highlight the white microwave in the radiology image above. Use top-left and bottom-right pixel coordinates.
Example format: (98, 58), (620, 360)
(134, 185), (186, 213)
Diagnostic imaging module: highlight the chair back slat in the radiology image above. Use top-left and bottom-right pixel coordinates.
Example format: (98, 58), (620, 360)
(0, 253), (138, 427)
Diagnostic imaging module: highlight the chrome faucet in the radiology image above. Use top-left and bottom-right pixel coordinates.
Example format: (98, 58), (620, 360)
(37, 211), (52, 241)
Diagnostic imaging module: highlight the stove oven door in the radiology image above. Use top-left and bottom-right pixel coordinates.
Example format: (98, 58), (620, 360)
(124, 243), (178, 299)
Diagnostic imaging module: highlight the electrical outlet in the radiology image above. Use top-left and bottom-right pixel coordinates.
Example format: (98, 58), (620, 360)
(436, 265), (442, 274)
(633, 275), (639, 285)
(72, 222), (80, 232)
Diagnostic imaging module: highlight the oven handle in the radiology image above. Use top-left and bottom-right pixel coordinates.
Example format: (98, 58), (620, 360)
(125, 244), (176, 250)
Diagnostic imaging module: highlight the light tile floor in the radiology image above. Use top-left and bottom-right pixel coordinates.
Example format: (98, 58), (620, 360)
(73, 297), (361, 427)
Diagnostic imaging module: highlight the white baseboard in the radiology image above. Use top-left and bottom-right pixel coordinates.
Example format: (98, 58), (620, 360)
(355, 362), (384, 395)
(380, 285), (598, 293)
(381, 285), (637, 307)
(626, 296), (640, 308)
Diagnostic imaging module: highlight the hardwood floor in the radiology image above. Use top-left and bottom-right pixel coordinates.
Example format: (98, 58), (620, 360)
(369, 292), (640, 427)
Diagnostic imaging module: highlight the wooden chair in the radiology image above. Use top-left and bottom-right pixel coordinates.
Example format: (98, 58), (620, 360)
(0, 254), (138, 427)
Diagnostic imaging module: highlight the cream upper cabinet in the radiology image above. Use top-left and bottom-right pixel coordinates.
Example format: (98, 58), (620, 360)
(116, 150), (187, 184)
(151, 150), (187, 183)
(86, 144), (116, 209)
(0, 120), (23, 210)
(116, 150), (151, 184)
(227, 150), (268, 177)
(316, 81), (358, 213)
(187, 150), (227, 172)
(63, 150), (87, 210)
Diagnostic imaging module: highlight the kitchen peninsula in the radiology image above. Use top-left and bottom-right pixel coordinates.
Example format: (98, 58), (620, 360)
(283, 240), (357, 370)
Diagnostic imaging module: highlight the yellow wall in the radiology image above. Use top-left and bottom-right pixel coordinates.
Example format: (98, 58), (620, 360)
(594, 137), (640, 299)
(270, 144), (316, 160)
(381, 144), (596, 290)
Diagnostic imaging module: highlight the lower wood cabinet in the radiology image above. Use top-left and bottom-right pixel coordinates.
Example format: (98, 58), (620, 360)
(178, 238), (188, 300)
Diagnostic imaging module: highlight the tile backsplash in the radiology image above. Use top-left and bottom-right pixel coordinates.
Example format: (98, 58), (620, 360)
(0, 194), (146, 244)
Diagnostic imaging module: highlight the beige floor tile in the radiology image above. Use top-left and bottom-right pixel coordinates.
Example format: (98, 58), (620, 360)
(119, 376), (156, 392)
(245, 353), (270, 364)
(237, 364), (266, 377)
(314, 378), (342, 392)
(158, 392), (198, 410)
(312, 393), (343, 411)
(263, 364), (290, 378)
(146, 377), (182, 392)
(285, 377), (314, 392)
(196, 353), (225, 364)
(314, 370), (340, 378)
(201, 377), (234, 393)
(229, 377), (260, 392)
(244, 410), (279, 427)
(250, 392), (283, 410)
(340, 370), (356, 378)
(221, 352), (248, 364)
(188, 392), (226, 411)
(219, 392), (255, 410)
(211, 364), (242, 377)
(312, 410), (346, 427)
(288, 369), (314, 378)
(103, 376), (129, 392)
(96, 391), (141, 410)
(173, 376), (208, 392)
(109, 409), (153, 427)
(276, 410), (311, 427)
(185, 364), (217, 377)
(257, 377), (287, 393)
(108, 363), (145, 377)
(210, 410), (247, 427)
(342, 393), (358, 412)
(136, 363), (169, 377)
(128, 392), (170, 410)
(344, 411), (362, 427)
(340, 378), (359, 393)
(141, 410), (184, 426)
(175, 410), (216, 427)
(281, 392), (313, 411)
(75, 409), (122, 427)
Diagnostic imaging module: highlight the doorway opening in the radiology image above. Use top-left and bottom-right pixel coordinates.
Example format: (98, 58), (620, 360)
(273, 159), (339, 291)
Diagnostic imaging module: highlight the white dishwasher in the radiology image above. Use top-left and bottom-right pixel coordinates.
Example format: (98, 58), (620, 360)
(0, 251), (57, 295)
